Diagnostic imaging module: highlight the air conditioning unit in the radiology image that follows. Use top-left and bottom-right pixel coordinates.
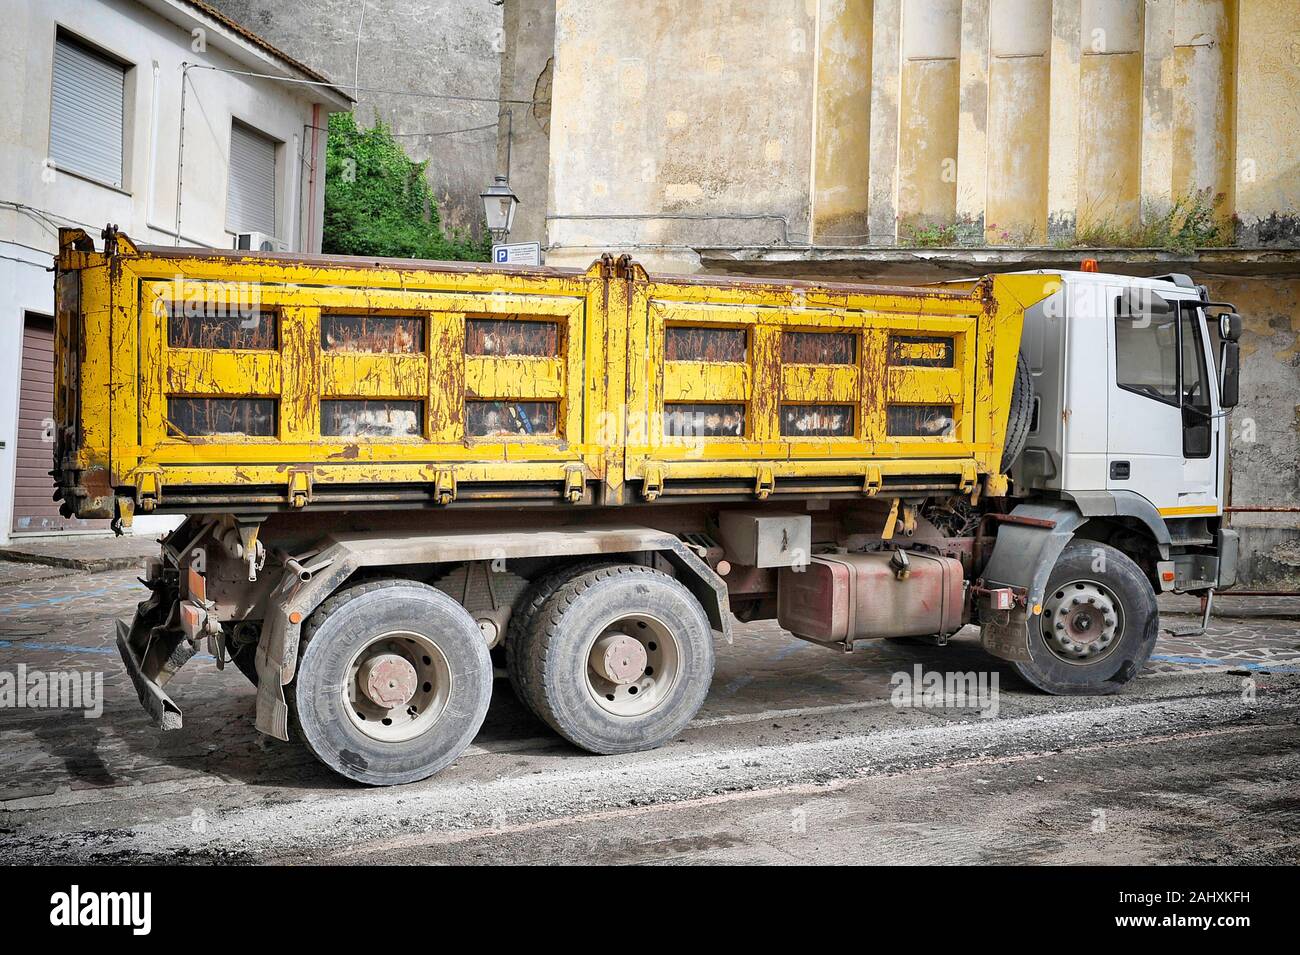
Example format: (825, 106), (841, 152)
(233, 231), (288, 253)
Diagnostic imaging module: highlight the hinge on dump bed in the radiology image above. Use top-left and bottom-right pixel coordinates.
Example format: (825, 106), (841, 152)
(134, 469), (163, 512)
(434, 468), (456, 505)
(959, 461), (979, 499)
(862, 465), (882, 496)
(755, 466), (775, 500)
(563, 466), (585, 503)
(287, 469), (312, 508)
(641, 464), (665, 501)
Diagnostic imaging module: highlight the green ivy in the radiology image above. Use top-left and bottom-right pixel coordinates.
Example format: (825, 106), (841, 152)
(323, 112), (490, 261)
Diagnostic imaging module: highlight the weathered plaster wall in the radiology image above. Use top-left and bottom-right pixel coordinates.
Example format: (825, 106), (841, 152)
(206, 0), (503, 235)
(544, 0), (817, 270)
(523, 0), (1298, 255)
(497, 0), (555, 246)
(1234, 0), (1300, 242)
(1212, 274), (1300, 590)
(811, 0), (873, 242)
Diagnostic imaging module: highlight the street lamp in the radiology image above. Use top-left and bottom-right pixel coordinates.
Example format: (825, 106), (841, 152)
(480, 175), (519, 245)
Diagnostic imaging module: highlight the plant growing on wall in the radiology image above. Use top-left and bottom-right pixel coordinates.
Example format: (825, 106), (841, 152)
(1068, 188), (1236, 252)
(323, 112), (490, 261)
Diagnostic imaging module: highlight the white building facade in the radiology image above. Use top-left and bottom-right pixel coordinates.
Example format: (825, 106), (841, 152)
(0, 0), (352, 544)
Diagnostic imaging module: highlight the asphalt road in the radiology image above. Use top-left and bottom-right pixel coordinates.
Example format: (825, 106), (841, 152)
(1, 562), (1297, 865)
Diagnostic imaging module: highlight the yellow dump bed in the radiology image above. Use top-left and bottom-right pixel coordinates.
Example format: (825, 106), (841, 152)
(52, 228), (1049, 521)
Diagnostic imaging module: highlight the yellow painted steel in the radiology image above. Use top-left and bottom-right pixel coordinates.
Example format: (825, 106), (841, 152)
(52, 229), (1055, 516)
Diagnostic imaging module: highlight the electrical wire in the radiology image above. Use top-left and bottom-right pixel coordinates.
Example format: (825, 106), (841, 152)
(0, 253), (52, 269)
(390, 122), (499, 139)
(182, 63), (545, 106)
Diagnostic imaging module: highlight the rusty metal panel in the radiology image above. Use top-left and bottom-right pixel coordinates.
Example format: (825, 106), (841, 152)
(465, 316), (560, 356)
(887, 334), (954, 367)
(168, 397), (276, 437)
(780, 404), (855, 437)
(167, 303), (278, 350)
(777, 552), (965, 643)
(321, 399), (423, 438)
(321, 313), (424, 353)
(886, 403), (956, 437)
(51, 229), (1051, 514)
(663, 403), (745, 438)
(465, 400), (558, 437)
(665, 325), (747, 362)
(781, 330), (857, 364)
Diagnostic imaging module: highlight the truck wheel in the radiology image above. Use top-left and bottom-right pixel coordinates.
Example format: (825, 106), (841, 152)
(504, 560), (617, 718)
(1014, 541), (1158, 695)
(289, 579), (492, 786)
(1001, 353), (1034, 471)
(514, 564), (715, 754)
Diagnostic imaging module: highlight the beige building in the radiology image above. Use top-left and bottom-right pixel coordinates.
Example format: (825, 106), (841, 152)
(500, 0), (1300, 589)
(503, 0), (1297, 270)
(0, 0), (352, 544)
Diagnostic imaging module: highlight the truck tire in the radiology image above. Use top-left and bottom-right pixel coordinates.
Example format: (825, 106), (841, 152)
(288, 579), (492, 785)
(513, 564), (715, 755)
(504, 560), (618, 718)
(1013, 540), (1158, 695)
(1001, 353), (1034, 472)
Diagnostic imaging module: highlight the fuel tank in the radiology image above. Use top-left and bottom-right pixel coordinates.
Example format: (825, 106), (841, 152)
(777, 551), (967, 645)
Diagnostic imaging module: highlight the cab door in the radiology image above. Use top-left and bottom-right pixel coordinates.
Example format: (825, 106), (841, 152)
(1105, 292), (1218, 517)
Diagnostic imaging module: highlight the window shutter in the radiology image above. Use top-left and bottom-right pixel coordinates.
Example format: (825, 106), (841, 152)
(227, 122), (277, 236)
(50, 36), (126, 188)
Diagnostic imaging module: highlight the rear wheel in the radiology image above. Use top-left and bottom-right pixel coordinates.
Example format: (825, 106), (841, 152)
(289, 579), (492, 785)
(513, 564), (715, 754)
(504, 560), (616, 718)
(1014, 541), (1158, 695)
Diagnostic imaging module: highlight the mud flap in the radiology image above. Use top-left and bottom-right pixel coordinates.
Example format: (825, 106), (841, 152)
(980, 608), (1033, 663)
(979, 502), (1087, 663)
(115, 619), (183, 730)
(253, 611), (293, 742)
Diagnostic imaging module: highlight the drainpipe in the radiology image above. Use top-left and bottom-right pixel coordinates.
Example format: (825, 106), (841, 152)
(306, 103), (321, 252)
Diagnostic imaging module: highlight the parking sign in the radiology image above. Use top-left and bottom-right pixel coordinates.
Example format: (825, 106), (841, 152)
(492, 242), (542, 266)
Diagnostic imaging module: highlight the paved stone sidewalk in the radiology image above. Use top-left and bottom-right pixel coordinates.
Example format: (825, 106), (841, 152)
(0, 533), (161, 572)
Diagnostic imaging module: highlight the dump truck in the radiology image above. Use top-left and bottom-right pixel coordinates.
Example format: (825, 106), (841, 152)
(51, 227), (1242, 785)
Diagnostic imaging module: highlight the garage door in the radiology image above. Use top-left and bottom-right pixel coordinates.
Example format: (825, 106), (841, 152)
(12, 313), (103, 533)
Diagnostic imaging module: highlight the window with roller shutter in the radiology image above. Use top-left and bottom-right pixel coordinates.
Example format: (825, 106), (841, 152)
(226, 121), (278, 236)
(49, 33), (127, 188)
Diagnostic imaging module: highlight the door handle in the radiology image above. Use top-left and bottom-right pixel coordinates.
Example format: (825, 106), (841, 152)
(1110, 461), (1130, 480)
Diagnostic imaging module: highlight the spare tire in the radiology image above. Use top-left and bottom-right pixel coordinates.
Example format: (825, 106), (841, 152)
(1001, 353), (1034, 472)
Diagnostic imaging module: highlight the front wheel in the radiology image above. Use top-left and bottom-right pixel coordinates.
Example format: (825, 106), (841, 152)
(290, 579), (492, 785)
(1014, 540), (1159, 695)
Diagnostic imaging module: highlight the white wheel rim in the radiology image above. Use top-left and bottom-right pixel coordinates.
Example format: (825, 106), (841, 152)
(343, 630), (452, 742)
(584, 613), (681, 717)
(1041, 579), (1123, 665)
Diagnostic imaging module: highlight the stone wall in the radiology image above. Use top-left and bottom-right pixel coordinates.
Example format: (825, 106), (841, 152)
(207, 0), (504, 235)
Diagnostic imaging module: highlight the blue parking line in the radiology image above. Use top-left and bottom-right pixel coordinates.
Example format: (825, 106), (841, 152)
(0, 586), (126, 613)
(1150, 653), (1300, 673)
(0, 639), (214, 662)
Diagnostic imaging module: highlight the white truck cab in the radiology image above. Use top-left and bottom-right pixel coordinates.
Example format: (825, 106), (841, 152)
(1010, 269), (1241, 595)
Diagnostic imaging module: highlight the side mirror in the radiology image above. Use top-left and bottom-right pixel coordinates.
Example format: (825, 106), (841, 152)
(1218, 311), (1242, 342)
(1219, 340), (1240, 408)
